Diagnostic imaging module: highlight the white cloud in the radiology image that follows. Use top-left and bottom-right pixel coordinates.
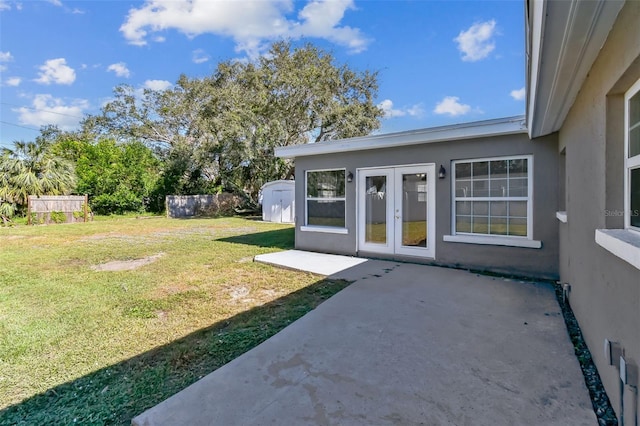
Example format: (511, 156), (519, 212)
(120, 0), (369, 57)
(15, 94), (88, 130)
(379, 99), (404, 118)
(0, 51), (12, 71)
(47, 0), (62, 6)
(378, 99), (424, 118)
(192, 48), (210, 64)
(34, 58), (76, 85)
(292, 0), (369, 53)
(454, 19), (497, 62)
(406, 104), (425, 117)
(0, 1), (11, 11)
(107, 62), (131, 78)
(510, 87), (525, 101)
(143, 79), (172, 91)
(433, 96), (471, 117)
(4, 77), (21, 86)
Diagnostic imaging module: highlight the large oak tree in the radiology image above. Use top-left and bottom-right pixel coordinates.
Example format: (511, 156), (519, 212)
(83, 41), (383, 204)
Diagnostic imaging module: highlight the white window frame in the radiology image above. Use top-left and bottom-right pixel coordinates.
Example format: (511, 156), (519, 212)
(302, 168), (348, 234)
(595, 77), (640, 270)
(444, 155), (541, 249)
(624, 78), (640, 231)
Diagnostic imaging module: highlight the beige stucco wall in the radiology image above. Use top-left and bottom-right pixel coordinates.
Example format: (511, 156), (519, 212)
(559, 0), (640, 420)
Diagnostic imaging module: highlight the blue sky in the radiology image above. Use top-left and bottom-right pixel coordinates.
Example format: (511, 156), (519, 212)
(0, 0), (525, 149)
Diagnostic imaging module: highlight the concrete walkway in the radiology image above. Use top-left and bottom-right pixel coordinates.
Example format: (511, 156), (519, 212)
(254, 250), (369, 276)
(133, 253), (596, 426)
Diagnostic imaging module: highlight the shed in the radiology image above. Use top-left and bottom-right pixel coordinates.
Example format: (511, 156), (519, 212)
(261, 180), (295, 223)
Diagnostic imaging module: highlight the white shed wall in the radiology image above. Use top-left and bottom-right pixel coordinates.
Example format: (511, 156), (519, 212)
(261, 180), (295, 223)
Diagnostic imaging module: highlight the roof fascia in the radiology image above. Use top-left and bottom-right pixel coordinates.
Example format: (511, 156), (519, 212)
(275, 116), (526, 159)
(527, 0), (624, 138)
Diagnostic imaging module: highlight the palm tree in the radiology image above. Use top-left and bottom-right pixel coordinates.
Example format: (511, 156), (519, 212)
(0, 139), (76, 223)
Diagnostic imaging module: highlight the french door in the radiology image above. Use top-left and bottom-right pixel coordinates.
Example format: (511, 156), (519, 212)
(357, 164), (436, 258)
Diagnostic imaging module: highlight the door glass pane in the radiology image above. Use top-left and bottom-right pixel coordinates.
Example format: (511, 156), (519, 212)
(365, 175), (387, 244)
(402, 173), (427, 247)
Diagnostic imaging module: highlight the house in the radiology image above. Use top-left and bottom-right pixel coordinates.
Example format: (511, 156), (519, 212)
(276, 117), (559, 278)
(275, 0), (639, 422)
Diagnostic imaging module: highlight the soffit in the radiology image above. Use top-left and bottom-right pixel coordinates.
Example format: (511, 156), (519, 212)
(527, 0), (624, 138)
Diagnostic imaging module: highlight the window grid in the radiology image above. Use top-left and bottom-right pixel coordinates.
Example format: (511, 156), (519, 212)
(453, 157), (531, 238)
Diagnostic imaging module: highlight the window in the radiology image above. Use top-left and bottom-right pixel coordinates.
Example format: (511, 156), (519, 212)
(305, 169), (346, 229)
(625, 79), (640, 230)
(595, 77), (640, 270)
(452, 156), (532, 238)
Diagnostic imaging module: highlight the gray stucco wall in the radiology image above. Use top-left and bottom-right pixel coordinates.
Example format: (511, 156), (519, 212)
(293, 132), (559, 279)
(558, 1), (640, 421)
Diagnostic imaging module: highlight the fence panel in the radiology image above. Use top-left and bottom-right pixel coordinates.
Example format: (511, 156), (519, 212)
(27, 195), (89, 225)
(165, 194), (242, 218)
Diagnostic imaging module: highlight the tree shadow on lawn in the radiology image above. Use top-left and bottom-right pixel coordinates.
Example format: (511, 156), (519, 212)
(0, 277), (350, 426)
(216, 227), (294, 250)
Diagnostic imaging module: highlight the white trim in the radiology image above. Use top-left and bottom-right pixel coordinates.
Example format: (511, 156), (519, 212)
(393, 165), (436, 258)
(624, 78), (640, 231)
(450, 155), (535, 240)
(300, 226), (348, 235)
(357, 168), (394, 254)
(304, 168), (347, 229)
(443, 234), (542, 249)
(556, 211), (568, 223)
(527, 0), (624, 138)
(276, 116), (526, 159)
(356, 164), (436, 259)
(595, 229), (640, 271)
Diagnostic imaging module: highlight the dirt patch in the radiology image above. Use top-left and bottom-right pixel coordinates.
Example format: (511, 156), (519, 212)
(91, 253), (165, 272)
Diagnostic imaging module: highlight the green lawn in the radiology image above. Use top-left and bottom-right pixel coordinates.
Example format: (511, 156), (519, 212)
(0, 216), (350, 425)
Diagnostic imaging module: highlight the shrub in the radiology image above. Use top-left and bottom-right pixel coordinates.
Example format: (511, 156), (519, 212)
(91, 189), (143, 215)
(50, 211), (67, 224)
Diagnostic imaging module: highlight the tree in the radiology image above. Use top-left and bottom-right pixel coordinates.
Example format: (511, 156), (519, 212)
(82, 41), (384, 205)
(218, 41), (383, 200)
(0, 133), (76, 222)
(54, 138), (161, 215)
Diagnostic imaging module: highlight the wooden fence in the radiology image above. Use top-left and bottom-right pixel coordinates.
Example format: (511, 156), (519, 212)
(27, 195), (90, 225)
(165, 194), (242, 218)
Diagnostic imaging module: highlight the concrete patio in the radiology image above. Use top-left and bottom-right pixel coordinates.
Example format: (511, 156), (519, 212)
(133, 251), (595, 425)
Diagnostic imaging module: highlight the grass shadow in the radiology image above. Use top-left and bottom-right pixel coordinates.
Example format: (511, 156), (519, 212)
(0, 278), (351, 426)
(216, 227), (294, 250)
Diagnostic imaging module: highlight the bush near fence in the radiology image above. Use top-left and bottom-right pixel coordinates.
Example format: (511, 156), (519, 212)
(165, 194), (243, 218)
(27, 195), (91, 225)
